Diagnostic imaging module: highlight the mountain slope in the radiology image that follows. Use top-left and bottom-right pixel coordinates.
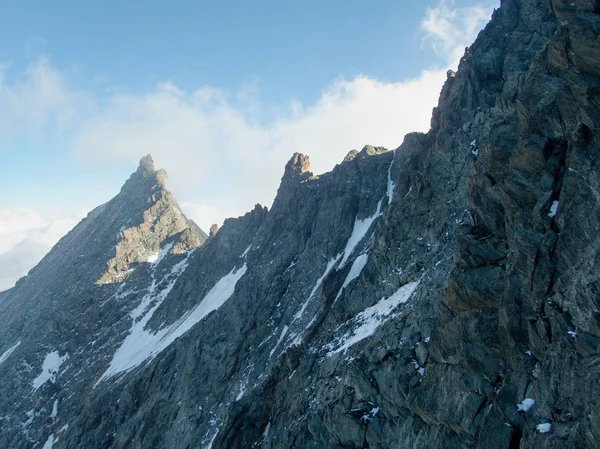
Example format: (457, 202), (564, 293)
(0, 0), (599, 448)
(0, 156), (206, 448)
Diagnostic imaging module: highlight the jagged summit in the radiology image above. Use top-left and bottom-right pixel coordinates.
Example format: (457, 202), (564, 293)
(342, 145), (389, 164)
(271, 152), (314, 210)
(138, 154), (155, 173)
(96, 157), (206, 283)
(119, 154), (168, 198)
(283, 152), (312, 180)
(1, 1), (599, 448)
(359, 144), (388, 156)
(136, 154), (168, 185)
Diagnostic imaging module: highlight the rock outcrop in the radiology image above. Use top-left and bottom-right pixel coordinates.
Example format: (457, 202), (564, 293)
(97, 155), (206, 284)
(0, 156), (206, 449)
(0, 1), (598, 448)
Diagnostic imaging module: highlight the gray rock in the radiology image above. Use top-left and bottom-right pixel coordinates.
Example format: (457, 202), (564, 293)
(0, 1), (598, 448)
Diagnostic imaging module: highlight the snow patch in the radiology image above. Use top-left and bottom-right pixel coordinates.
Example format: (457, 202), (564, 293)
(0, 340), (20, 364)
(334, 253), (369, 303)
(517, 398), (535, 412)
(98, 260), (247, 383)
(271, 254), (343, 357)
(411, 359), (425, 376)
(326, 281), (420, 356)
(412, 360), (425, 376)
(241, 245), (251, 258)
(23, 409), (35, 428)
(206, 418), (222, 449)
(360, 406), (380, 423)
(32, 351), (69, 391)
(147, 242), (173, 265)
(294, 255), (342, 321)
(537, 422), (552, 434)
(129, 256), (189, 323)
(272, 197), (385, 356)
(548, 201), (559, 218)
(42, 433), (56, 449)
(340, 200), (382, 267)
(262, 420), (271, 438)
(470, 140), (478, 156)
(50, 399), (58, 419)
(235, 363), (254, 401)
(386, 149), (396, 205)
(269, 325), (290, 358)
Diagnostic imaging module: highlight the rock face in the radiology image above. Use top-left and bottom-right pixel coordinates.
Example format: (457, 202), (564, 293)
(97, 155), (206, 284)
(0, 156), (206, 448)
(0, 1), (599, 448)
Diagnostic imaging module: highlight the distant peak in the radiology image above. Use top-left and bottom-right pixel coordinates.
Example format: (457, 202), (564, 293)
(138, 154), (155, 174)
(359, 145), (388, 156)
(343, 150), (359, 162)
(96, 155), (205, 284)
(284, 153), (311, 180)
(120, 154), (169, 196)
(271, 153), (313, 210)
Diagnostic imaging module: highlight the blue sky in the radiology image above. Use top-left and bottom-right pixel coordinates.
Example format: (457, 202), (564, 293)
(2, 1), (445, 100)
(0, 0), (497, 290)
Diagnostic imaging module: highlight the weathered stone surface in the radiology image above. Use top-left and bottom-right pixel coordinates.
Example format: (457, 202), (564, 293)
(0, 1), (598, 448)
(96, 156), (206, 284)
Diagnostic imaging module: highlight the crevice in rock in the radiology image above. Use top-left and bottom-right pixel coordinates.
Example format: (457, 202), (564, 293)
(508, 426), (523, 449)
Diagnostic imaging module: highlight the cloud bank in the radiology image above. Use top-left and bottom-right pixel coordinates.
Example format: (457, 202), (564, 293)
(422, 0), (495, 64)
(0, 1), (496, 291)
(0, 58), (91, 139)
(0, 209), (82, 291)
(72, 70), (448, 223)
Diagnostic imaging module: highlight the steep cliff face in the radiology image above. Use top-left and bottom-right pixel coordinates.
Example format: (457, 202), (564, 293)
(0, 156), (206, 448)
(413, 1), (600, 447)
(0, 0), (598, 448)
(59, 146), (397, 449)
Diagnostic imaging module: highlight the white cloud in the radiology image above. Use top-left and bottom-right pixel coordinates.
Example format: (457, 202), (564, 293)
(0, 58), (91, 139)
(179, 202), (238, 232)
(69, 2), (496, 229)
(421, 0), (497, 64)
(1, 1), (496, 287)
(73, 69), (449, 229)
(0, 209), (82, 291)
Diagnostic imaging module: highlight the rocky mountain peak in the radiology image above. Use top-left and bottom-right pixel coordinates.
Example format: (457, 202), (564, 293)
(284, 152), (311, 180)
(1, 1), (599, 448)
(359, 144), (387, 157)
(271, 152), (314, 210)
(138, 154), (155, 173)
(119, 154), (168, 199)
(95, 158), (206, 284)
(343, 149), (359, 162)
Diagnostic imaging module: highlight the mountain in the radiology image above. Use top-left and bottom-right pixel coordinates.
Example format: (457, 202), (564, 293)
(1, 0), (599, 448)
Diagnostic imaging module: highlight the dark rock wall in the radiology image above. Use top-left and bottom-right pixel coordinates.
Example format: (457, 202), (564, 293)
(0, 157), (205, 449)
(0, 1), (598, 448)
(414, 1), (600, 447)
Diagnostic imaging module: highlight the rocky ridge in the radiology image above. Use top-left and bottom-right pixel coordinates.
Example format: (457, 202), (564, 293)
(0, 155), (206, 448)
(0, 0), (599, 448)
